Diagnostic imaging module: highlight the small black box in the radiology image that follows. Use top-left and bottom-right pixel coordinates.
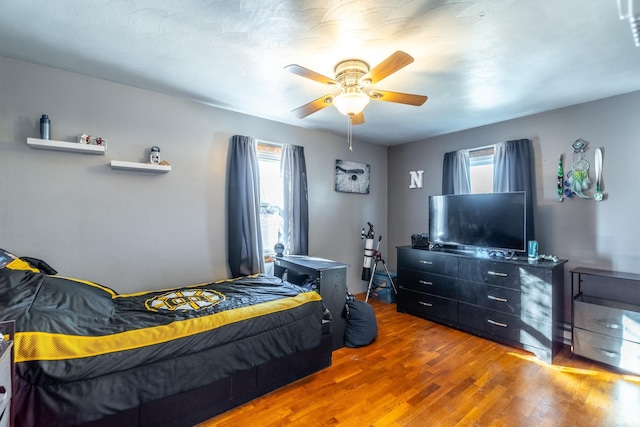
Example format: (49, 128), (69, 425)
(411, 233), (429, 248)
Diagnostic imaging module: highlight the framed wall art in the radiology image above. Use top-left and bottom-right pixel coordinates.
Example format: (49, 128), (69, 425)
(335, 159), (370, 194)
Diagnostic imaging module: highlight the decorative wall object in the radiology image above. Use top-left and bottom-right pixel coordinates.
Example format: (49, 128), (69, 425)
(594, 147), (604, 201)
(563, 138), (592, 199)
(560, 139), (606, 201)
(409, 170), (424, 189)
(557, 154), (564, 202)
(335, 159), (370, 194)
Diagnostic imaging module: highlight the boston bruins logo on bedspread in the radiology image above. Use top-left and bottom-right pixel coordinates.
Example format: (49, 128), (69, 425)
(145, 289), (225, 312)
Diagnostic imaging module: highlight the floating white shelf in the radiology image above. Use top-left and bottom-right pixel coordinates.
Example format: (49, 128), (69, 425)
(110, 160), (171, 173)
(27, 137), (106, 154)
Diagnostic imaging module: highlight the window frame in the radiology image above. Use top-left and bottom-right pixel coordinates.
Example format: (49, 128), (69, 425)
(469, 146), (495, 194)
(256, 142), (284, 259)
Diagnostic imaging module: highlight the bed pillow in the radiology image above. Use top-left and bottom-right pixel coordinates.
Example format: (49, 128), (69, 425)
(344, 300), (378, 348)
(0, 249), (58, 274)
(20, 257), (58, 275)
(0, 248), (39, 272)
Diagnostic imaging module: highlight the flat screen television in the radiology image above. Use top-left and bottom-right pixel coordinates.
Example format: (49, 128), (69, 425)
(428, 192), (527, 253)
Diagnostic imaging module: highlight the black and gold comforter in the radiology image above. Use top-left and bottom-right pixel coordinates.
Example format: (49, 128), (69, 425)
(0, 251), (324, 426)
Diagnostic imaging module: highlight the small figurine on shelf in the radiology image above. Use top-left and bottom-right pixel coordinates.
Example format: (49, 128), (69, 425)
(78, 134), (108, 147)
(150, 146), (161, 165)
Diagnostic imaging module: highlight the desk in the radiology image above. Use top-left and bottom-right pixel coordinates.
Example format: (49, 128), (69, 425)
(0, 321), (14, 427)
(274, 256), (348, 350)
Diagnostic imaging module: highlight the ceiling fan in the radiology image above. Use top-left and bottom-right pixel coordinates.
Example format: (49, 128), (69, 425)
(285, 51), (428, 125)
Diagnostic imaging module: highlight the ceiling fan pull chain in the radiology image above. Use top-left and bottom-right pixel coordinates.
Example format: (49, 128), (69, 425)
(347, 115), (353, 151)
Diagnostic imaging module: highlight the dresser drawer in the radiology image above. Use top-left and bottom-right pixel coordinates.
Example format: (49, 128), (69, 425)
(397, 248), (459, 276)
(573, 327), (640, 375)
(574, 294), (640, 343)
(459, 303), (551, 350)
(398, 268), (457, 299)
(459, 303), (521, 341)
(459, 258), (551, 292)
(458, 280), (521, 314)
(397, 288), (457, 324)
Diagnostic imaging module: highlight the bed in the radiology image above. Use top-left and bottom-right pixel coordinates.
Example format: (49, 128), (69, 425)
(0, 249), (332, 427)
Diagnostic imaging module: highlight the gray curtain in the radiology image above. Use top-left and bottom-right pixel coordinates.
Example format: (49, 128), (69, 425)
(281, 144), (309, 255)
(442, 149), (471, 195)
(227, 135), (264, 277)
(493, 139), (535, 243)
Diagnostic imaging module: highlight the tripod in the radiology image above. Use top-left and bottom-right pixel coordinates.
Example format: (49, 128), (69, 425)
(365, 237), (397, 303)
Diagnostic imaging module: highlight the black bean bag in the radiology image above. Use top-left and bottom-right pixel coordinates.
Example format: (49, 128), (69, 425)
(343, 300), (378, 348)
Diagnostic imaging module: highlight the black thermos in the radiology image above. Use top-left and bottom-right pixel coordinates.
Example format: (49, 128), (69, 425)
(40, 114), (50, 140)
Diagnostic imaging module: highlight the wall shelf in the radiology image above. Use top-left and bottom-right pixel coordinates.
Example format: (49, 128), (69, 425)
(110, 160), (171, 173)
(27, 137), (106, 154)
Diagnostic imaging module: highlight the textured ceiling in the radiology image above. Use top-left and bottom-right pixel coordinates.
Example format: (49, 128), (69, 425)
(1, 0), (639, 145)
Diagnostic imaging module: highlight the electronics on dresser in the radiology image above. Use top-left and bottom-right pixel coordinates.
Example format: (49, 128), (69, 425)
(411, 233), (430, 248)
(428, 191), (528, 253)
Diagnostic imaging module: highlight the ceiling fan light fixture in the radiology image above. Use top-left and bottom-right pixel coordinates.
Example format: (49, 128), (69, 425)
(333, 88), (370, 117)
(286, 51), (426, 125)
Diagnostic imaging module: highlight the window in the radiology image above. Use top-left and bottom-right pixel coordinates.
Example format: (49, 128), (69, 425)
(256, 143), (283, 257)
(469, 146), (494, 194)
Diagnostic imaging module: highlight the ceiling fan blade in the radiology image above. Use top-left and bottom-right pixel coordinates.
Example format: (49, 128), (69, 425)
(369, 90), (428, 106)
(284, 64), (339, 86)
(291, 95), (334, 118)
(360, 51), (414, 85)
(351, 112), (365, 125)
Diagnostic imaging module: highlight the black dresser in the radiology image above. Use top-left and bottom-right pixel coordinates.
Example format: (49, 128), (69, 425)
(397, 246), (566, 364)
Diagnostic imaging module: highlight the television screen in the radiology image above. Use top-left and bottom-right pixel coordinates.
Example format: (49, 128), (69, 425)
(428, 192), (527, 252)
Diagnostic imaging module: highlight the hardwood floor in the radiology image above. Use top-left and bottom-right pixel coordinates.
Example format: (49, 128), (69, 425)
(198, 297), (640, 427)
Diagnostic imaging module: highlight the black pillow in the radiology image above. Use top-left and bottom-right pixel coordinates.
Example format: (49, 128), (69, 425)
(20, 257), (58, 275)
(344, 300), (378, 348)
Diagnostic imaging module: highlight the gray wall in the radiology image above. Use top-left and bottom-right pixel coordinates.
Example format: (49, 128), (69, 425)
(0, 56), (387, 294)
(388, 90), (640, 323)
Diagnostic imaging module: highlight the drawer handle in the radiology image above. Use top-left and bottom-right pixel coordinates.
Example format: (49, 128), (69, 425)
(488, 271), (508, 277)
(597, 320), (622, 330)
(419, 301), (433, 307)
(0, 386), (5, 395)
(419, 260), (433, 265)
(596, 348), (620, 358)
(488, 295), (508, 302)
(487, 319), (508, 328)
(418, 280), (433, 285)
